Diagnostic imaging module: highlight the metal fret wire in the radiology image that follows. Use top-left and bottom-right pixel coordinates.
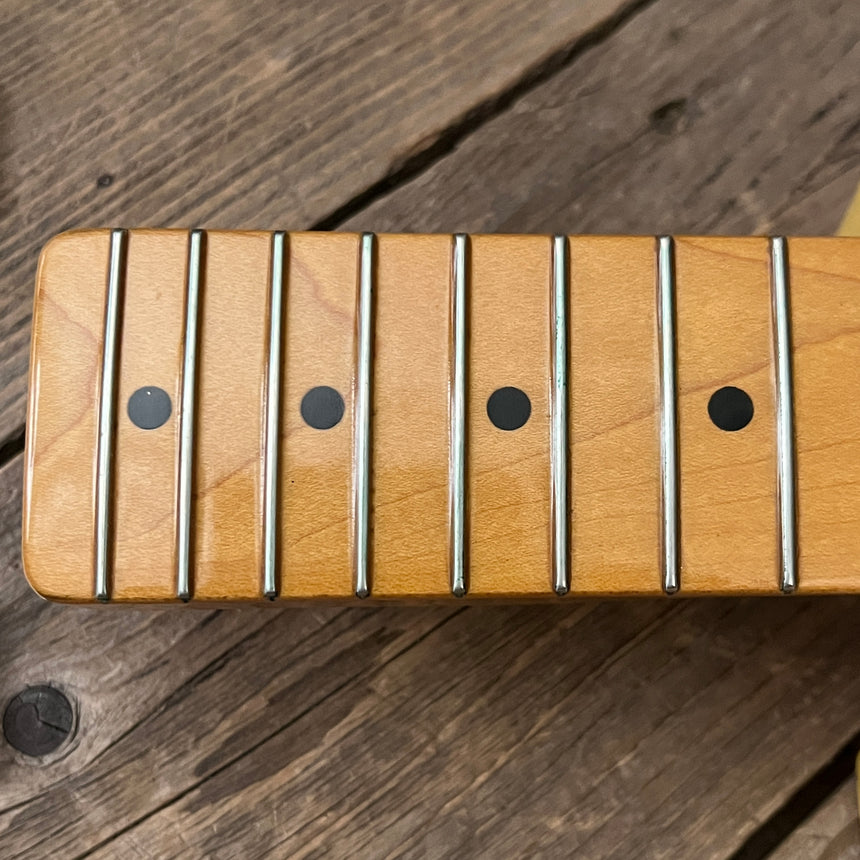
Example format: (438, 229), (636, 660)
(354, 233), (374, 599)
(450, 234), (468, 597)
(94, 228), (126, 601)
(263, 232), (286, 599)
(177, 230), (203, 601)
(551, 235), (570, 596)
(770, 236), (798, 593)
(657, 236), (680, 594)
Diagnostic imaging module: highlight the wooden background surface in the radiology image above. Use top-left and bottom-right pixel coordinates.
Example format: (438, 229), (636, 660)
(1, 0), (860, 856)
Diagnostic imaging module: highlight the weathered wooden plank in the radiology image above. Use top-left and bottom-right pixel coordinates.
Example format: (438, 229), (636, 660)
(77, 596), (860, 859)
(0, 0), (644, 451)
(350, 0), (860, 237)
(770, 779), (860, 860)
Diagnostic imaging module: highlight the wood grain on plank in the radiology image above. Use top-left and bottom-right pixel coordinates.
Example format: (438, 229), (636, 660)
(69, 593), (860, 860)
(0, 0), (645, 451)
(349, 0), (860, 240)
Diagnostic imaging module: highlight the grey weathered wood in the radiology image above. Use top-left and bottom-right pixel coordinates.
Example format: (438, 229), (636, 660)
(349, 0), (860, 237)
(81, 593), (860, 860)
(0, 0), (642, 451)
(771, 778), (860, 860)
(2, 0), (860, 856)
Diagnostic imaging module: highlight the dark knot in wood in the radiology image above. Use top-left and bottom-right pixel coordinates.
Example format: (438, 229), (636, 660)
(3, 686), (74, 757)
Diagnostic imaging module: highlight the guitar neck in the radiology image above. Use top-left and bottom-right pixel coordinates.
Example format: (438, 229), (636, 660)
(22, 229), (860, 603)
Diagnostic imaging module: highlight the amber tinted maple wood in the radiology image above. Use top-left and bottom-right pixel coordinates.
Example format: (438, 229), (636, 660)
(372, 234), (452, 598)
(568, 237), (662, 595)
(468, 235), (553, 596)
(193, 232), (271, 600)
(23, 230), (109, 603)
(675, 237), (780, 594)
(791, 237), (860, 593)
(112, 230), (187, 601)
(22, 229), (860, 603)
(281, 233), (358, 599)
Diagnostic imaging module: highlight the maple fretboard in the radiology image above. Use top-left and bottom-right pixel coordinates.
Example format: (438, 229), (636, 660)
(22, 230), (860, 602)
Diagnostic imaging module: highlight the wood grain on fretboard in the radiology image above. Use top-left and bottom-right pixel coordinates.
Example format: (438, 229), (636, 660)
(21, 230), (860, 602)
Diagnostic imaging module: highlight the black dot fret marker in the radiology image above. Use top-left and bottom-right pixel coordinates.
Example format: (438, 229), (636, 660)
(708, 386), (754, 431)
(128, 386), (172, 430)
(301, 386), (345, 430)
(487, 386), (531, 431)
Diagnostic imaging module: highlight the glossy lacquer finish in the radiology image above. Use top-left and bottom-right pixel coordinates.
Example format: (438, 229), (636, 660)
(22, 230), (860, 603)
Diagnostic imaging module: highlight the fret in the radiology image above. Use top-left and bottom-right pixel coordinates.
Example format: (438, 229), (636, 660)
(354, 233), (375, 600)
(657, 236), (680, 595)
(263, 232), (286, 600)
(451, 233), (468, 598)
(551, 235), (570, 597)
(23, 229), (860, 604)
(176, 229), (203, 602)
(94, 229), (126, 602)
(770, 237), (797, 594)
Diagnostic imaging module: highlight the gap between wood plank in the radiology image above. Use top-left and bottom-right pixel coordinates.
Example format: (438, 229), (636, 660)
(0, 428), (24, 469)
(729, 728), (860, 860)
(0, 0), (661, 465)
(310, 0), (659, 231)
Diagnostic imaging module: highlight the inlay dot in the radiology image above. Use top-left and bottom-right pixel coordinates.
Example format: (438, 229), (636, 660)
(487, 386), (531, 431)
(301, 386), (345, 430)
(128, 386), (172, 430)
(708, 386), (754, 432)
